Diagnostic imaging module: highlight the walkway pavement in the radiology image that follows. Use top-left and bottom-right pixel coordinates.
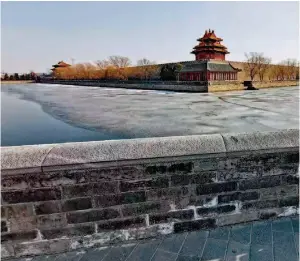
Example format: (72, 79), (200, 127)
(9, 216), (299, 261)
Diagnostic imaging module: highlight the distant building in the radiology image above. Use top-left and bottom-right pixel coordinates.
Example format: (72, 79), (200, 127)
(51, 61), (71, 73)
(178, 29), (241, 81)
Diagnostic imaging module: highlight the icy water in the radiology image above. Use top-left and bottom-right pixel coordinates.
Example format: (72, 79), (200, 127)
(1, 83), (299, 146)
(1, 85), (128, 146)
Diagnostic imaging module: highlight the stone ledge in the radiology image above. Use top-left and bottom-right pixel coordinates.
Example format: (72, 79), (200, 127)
(1, 130), (298, 175)
(221, 129), (299, 153)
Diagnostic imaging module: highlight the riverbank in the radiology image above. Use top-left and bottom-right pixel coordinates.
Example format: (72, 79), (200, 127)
(38, 79), (298, 93)
(1, 80), (34, 84)
(208, 80), (298, 92)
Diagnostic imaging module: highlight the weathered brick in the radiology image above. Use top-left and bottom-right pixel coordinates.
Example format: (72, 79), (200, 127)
(62, 184), (93, 199)
(194, 158), (219, 171)
(281, 152), (299, 164)
(2, 188), (61, 204)
(259, 211), (278, 220)
(218, 191), (259, 204)
(276, 185), (299, 198)
(218, 167), (260, 181)
(149, 209), (194, 224)
(1, 173), (61, 190)
(171, 175), (190, 186)
(97, 217), (145, 231)
(2, 203), (34, 219)
(145, 165), (167, 175)
(168, 172), (213, 188)
(41, 224), (95, 239)
(1, 221), (8, 232)
(62, 197), (92, 212)
(58, 170), (90, 184)
(174, 218), (216, 233)
(1, 231), (37, 243)
(37, 213), (67, 229)
(197, 205), (236, 216)
(190, 172), (216, 184)
(14, 238), (72, 257)
(1, 243), (15, 258)
(262, 164), (299, 176)
(94, 191), (146, 208)
(8, 216), (37, 232)
(145, 162), (193, 175)
(67, 208), (120, 224)
(196, 182), (237, 195)
(89, 166), (144, 181)
(279, 196), (299, 207)
(242, 200), (278, 210)
(168, 162), (194, 173)
(120, 177), (169, 192)
(93, 181), (119, 194)
(260, 188), (278, 200)
(239, 176), (281, 191)
(146, 186), (191, 201)
(35, 201), (61, 215)
(281, 175), (299, 185)
(122, 201), (168, 217)
(216, 211), (259, 226)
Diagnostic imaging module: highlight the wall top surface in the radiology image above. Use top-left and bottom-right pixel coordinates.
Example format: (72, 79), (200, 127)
(1, 129), (299, 175)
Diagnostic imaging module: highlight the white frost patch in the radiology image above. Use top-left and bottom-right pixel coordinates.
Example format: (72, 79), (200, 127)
(169, 203), (177, 211)
(158, 223), (174, 235)
(203, 196), (218, 208)
(71, 241), (81, 249)
(234, 202), (242, 214)
(121, 230), (130, 241)
(76, 250), (86, 255)
(279, 207), (299, 217)
(145, 214), (150, 227)
(186, 206), (199, 219)
(34, 230), (44, 241)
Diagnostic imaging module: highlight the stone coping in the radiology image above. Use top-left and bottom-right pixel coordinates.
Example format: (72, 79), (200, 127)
(1, 129), (299, 175)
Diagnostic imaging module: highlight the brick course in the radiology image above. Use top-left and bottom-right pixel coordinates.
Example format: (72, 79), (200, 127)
(1, 148), (298, 258)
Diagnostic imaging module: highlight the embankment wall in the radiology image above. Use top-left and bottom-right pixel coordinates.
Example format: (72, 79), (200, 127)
(1, 130), (299, 258)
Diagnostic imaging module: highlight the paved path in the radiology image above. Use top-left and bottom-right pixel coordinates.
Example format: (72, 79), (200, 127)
(9, 216), (299, 261)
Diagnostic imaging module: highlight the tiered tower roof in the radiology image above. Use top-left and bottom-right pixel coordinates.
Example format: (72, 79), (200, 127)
(51, 61), (71, 71)
(191, 29), (229, 56)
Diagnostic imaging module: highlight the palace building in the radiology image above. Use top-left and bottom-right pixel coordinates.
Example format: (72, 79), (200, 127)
(51, 61), (71, 73)
(177, 29), (241, 82)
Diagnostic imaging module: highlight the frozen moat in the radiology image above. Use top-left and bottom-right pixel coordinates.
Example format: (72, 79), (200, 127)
(1, 83), (299, 146)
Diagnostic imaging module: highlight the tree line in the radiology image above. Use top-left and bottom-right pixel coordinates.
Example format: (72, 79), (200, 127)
(53, 56), (159, 81)
(244, 52), (299, 81)
(1, 72), (38, 81)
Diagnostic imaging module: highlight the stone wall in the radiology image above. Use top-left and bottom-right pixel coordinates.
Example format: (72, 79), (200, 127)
(1, 130), (299, 258)
(208, 80), (298, 92)
(40, 79), (208, 93)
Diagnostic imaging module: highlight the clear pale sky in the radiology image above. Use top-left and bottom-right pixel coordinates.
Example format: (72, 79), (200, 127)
(1, 1), (299, 73)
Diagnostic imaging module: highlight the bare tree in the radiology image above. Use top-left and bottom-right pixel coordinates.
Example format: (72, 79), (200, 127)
(137, 58), (155, 66)
(282, 59), (298, 80)
(257, 56), (271, 81)
(136, 58), (157, 80)
(244, 52), (260, 80)
(95, 60), (110, 70)
(108, 56), (131, 68)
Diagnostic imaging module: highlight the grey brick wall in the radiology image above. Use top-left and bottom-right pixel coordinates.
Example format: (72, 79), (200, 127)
(1, 130), (299, 258)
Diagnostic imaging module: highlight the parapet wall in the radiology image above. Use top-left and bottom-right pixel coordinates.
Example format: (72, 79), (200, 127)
(1, 130), (299, 258)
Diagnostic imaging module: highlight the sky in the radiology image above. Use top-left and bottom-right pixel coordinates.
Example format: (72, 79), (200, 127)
(1, 1), (299, 73)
